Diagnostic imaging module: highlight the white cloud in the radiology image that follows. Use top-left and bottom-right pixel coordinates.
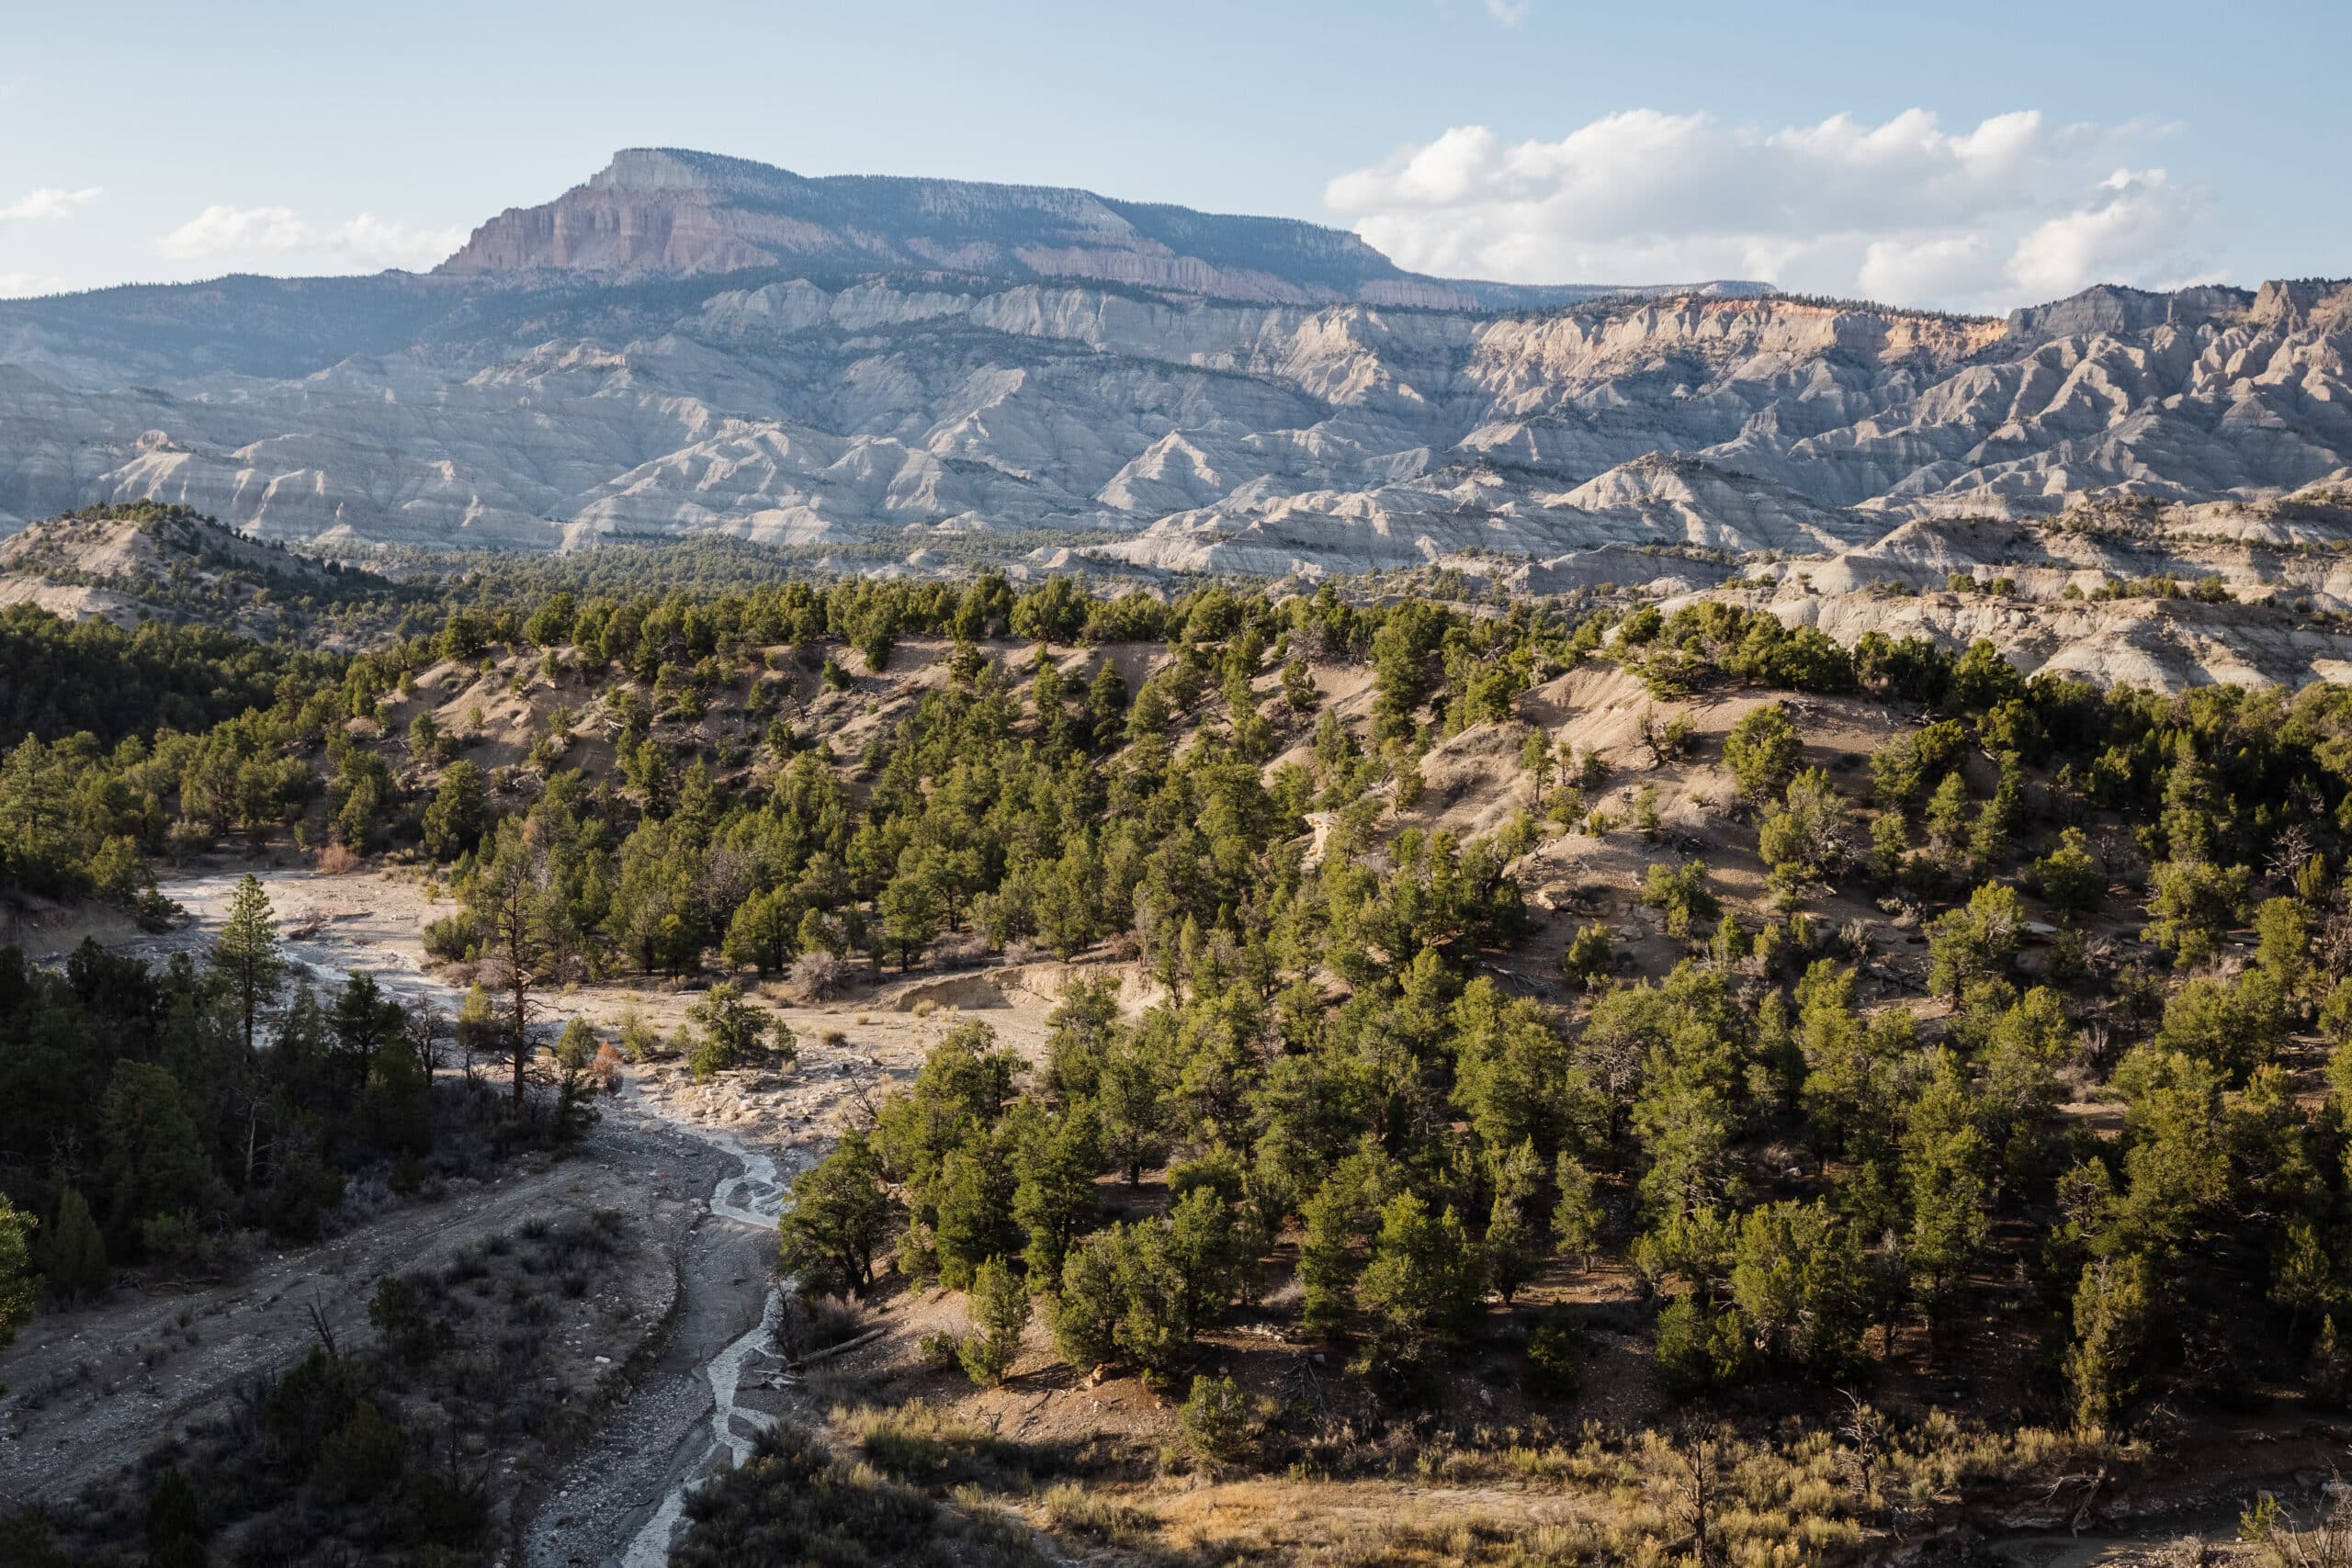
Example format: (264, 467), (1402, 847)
(0, 271), (69, 299)
(2007, 168), (2204, 299)
(1484, 0), (1531, 24)
(0, 186), (102, 221)
(1325, 109), (2213, 310)
(157, 204), (469, 271)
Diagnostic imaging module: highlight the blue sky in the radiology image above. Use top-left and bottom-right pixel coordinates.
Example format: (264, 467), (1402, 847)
(2, 0), (2344, 309)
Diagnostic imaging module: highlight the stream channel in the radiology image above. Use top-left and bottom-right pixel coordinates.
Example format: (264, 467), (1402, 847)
(138, 870), (799, 1567)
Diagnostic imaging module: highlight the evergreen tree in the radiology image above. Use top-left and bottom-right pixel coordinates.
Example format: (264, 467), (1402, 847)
(1723, 705), (1803, 802)
(97, 1060), (220, 1242)
(0, 1195), (33, 1354)
(2068, 1253), (2154, 1429)
(1485, 1139), (1545, 1304)
(1357, 1190), (1486, 1347)
(213, 873), (284, 1055)
(1553, 1153), (1603, 1269)
(779, 1129), (897, 1296)
(1012, 1103), (1102, 1287)
(957, 1256), (1030, 1386)
(36, 1185), (106, 1301)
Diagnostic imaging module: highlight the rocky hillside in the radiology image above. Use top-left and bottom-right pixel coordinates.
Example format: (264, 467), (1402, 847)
(0, 502), (390, 636)
(1, 152), (2349, 691)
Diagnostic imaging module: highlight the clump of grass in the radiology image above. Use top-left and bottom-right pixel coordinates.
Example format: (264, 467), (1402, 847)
(833, 1400), (1052, 1491)
(1039, 1481), (1159, 1546)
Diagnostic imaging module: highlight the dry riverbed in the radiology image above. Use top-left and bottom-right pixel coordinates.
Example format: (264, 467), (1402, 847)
(1, 858), (1091, 1566)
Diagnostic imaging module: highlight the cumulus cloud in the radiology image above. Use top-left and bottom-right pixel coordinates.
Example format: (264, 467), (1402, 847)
(1324, 109), (2212, 310)
(1484, 0), (1531, 25)
(157, 204), (469, 271)
(0, 186), (102, 221)
(0, 271), (69, 299)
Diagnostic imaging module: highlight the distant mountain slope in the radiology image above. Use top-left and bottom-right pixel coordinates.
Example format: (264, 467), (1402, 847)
(0, 150), (2346, 615)
(437, 148), (1763, 310)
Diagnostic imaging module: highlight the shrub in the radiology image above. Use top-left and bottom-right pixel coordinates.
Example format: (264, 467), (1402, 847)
(1527, 1304), (1583, 1394)
(422, 912), (480, 962)
(1654, 1295), (1755, 1394)
(1561, 922), (1613, 990)
(1640, 861), (1718, 939)
(2030, 827), (2104, 914)
(1178, 1372), (1254, 1472)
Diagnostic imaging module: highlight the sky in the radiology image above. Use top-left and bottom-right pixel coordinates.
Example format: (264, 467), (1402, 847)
(3, 0), (2346, 312)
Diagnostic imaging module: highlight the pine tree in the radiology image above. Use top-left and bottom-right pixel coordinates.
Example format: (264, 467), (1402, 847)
(1553, 1154), (1603, 1270)
(1180, 1372), (1255, 1472)
(1013, 1104), (1102, 1286)
(779, 1130), (897, 1297)
(1904, 1056), (1990, 1350)
(1358, 1190), (1486, 1346)
(1299, 1174), (1362, 1335)
(957, 1257), (1030, 1386)
(1723, 705), (1803, 802)
(2067, 1253), (2154, 1430)
(213, 873), (284, 1055)
(475, 819), (555, 1110)
(37, 1185), (106, 1301)
(1485, 1140), (1544, 1304)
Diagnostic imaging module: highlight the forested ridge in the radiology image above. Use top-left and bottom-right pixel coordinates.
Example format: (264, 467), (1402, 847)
(12, 559), (2352, 1564)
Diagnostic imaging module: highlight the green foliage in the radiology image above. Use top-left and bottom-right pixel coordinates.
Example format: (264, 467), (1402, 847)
(1640, 860), (1718, 939)
(421, 759), (486, 860)
(686, 981), (776, 1081)
(780, 1130), (898, 1296)
(1723, 704), (1804, 801)
(0, 1195), (32, 1353)
(2154, 970), (2287, 1083)
(1561, 921), (1613, 989)
(2030, 827), (2104, 914)
(1653, 1294), (1755, 1393)
(2146, 859), (2252, 965)
(35, 1185), (105, 1302)
(1356, 1190), (1486, 1347)
(1729, 1199), (1867, 1377)
(1179, 1373), (1255, 1471)
(958, 1257), (1031, 1386)
(1526, 1304), (1583, 1394)
(215, 872), (285, 1052)
(2068, 1254), (2154, 1429)
(1868, 720), (1965, 811)
(1926, 883), (2023, 998)
(1758, 768), (1849, 897)
(1051, 1190), (1243, 1380)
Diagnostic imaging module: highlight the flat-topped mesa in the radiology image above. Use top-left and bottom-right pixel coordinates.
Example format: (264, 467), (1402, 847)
(436, 147), (1768, 309)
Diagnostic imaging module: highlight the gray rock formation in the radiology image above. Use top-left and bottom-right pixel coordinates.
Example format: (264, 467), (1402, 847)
(0, 150), (2346, 625)
(439, 148), (1753, 310)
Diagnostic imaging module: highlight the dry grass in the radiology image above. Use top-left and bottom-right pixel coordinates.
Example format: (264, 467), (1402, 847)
(987, 1414), (2128, 1568)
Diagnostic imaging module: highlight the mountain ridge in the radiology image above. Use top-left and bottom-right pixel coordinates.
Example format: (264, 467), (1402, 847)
(3, 148), (2350, 697)
(435, 146), (1770, 310)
